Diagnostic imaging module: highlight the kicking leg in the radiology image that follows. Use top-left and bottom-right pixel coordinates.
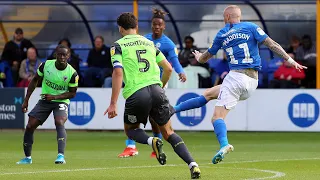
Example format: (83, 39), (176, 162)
(174, 85), (221, 113)
(17, 116), (41, 164)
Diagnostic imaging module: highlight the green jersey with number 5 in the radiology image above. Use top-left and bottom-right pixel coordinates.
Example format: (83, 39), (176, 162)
(110, 34), (166, 99)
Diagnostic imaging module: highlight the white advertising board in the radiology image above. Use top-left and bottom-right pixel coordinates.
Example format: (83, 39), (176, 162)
(25, 88), (320, 132)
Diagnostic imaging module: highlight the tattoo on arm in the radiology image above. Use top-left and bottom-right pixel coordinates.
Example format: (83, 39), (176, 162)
(262, 37), (290, 60)
(199, 50), (213, 63)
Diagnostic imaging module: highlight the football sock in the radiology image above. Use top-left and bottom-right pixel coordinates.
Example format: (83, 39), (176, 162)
(213, 119), (229, 148)
(23, 129), (34, 157)
(56, 125), (67, 155)
(127, 128), (150, 145)
(167, 133), (194, 165)
(174, 95), (208, 113)
(153, 132), (163, 140)
(126, 139), (136, 148)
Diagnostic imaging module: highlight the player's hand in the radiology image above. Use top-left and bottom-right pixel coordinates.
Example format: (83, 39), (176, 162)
(22, 100), (28, 113)
(178, 73), (187, 82)
(104, 104), (117, 119)
(289, 60), (307, 72)
(41, 94), (56, 101)
(192, 50), (203, 62)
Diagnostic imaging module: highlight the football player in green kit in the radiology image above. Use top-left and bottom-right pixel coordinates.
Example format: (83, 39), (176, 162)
(17, 44), (79, 164)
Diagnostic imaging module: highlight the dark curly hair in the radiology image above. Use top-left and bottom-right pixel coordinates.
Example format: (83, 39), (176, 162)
(152, 8), (168, 20)
(117, 12), (137, 30)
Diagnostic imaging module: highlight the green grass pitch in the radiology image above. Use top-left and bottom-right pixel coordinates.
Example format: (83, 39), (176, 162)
(0, 131), (319, 179)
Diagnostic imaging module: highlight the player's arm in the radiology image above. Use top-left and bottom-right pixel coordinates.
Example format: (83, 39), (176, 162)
(262, 37), (293, 62)
(110, 44), (123, 106)
(104, 43), (123, 118)
(54, 72), (78, 100)
(167, 44), (186, 82)
(25, 62), (44, 101)
(195, 34), (222, 63)
(251, 24), (306, 70)
(156, 49), (172, 87)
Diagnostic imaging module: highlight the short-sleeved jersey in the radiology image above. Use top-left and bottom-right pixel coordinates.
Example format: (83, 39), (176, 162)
(208, 22), (268, 70)
(144, 33), (178, 61)
(110, 34), (166, 99)
(37, 60), (78, 104)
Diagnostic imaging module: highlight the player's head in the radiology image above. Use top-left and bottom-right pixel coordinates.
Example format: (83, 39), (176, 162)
(223, 5), (241, 24)
(55, 44), (70, 66)
(151, 8), (167, 37)
(117, 12), (138, 36)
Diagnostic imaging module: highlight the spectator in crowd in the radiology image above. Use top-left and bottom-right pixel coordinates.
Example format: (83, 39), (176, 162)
(269, 53), (305, 88)
(286, 35), (300, 56)
(213, 53), (229, 86)
(1, 27), (35, 85)
(84, 36), (112, 87)
(295, 34), (316, 88)
(17, 47), (42, 87)
(47, 38), (82, 85)
(178, 36), (201, 67)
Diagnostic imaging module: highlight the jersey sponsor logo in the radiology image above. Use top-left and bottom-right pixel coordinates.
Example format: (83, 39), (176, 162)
(256, 28), (265, 36)
(45, 79), (67, 91)
(222, 33), (250, 46)
(176, 93), (206, 127)
(110, 46), (115, 56)
(120, 40), (153, 48)
(288, 93), (319, 128)
(68, 92), (95, 125)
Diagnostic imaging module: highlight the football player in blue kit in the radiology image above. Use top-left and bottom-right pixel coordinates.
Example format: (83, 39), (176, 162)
(173, 5), (307, 164)
(118, 8), (187, 158)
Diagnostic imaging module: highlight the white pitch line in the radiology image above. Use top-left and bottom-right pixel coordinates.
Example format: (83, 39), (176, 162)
(214, 167), (285, 180)
(1, 157), (318, 176)
(219, 157), (320, 164)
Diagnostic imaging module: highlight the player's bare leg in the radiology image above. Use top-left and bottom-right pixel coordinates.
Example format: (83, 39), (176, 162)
(124, 123), (166, 165)
(211, 106), (234, 164)
(149, 117), (162, 158)
(174, 85), (221, 113)
(17, 116), (41, 164)
(159, 120), (201, 179)
(54, 117), (67, 164)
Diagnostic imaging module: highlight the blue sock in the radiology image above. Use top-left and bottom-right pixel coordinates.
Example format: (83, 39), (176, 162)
(174, 95), (208, 113)
(213, 119), (229, 149)
(153, 132), (163, 140)
(126, 139), (136, 147)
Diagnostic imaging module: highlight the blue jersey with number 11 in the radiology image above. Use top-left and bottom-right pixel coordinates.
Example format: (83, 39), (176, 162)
(208, 22), (268, 70)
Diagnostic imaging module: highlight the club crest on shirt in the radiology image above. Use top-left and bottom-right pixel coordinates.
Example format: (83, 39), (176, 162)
(63, 76), (68, 82)
(156, 42), (161, 48)
(101, 50), (105, 55)
(110, 47), (115, 56)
